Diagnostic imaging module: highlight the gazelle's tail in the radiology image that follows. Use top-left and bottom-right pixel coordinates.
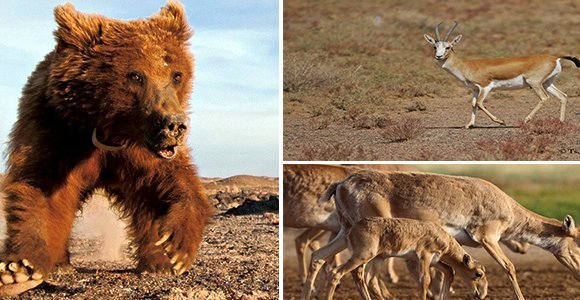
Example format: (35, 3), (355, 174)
(562, 56), (580, 68)
(318, 182), (339, 205)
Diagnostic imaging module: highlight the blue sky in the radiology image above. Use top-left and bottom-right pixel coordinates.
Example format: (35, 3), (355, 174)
(0, 0), (279, 178)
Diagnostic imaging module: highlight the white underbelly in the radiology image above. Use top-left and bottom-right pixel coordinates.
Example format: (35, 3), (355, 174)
(493, 75), (527, 90)
(444, 226), (480, 247)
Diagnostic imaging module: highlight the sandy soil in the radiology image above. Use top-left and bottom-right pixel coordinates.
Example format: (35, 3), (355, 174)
(283, 0), (580, 161)
(284, 95), (580, 161)
(0, 176), (279, 299)
(283, 229), (580, 300)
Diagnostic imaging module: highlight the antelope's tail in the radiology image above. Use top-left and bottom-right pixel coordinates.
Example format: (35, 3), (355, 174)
(318, 182), (339, 205)
(562, 56), (580, 68)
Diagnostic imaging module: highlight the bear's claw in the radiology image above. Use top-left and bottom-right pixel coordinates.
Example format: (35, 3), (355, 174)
(0, 259), (43, 296)
(156, 231), (190, 275)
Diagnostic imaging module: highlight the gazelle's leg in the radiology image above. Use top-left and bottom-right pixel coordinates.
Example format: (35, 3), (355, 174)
(351, 264), (374, 300)
(365, 257), (394, 299)
(502, 240), (530, 254)
(465, 89), (479, 128)
(433, 262), (454, 300)
(296, 228), (326, 283)
(546, 84), (567, 121)
(324, 252), (375, 300)
(478, 232), (525, 300)
(302, 229), (347, 300)
(418, 253), (434, 300)
(475, 85), (505, 125)
(525, 83), (550, 122)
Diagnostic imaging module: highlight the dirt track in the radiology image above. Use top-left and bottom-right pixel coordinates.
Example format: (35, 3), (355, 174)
(284, 95), (580, 161)
(283, 229), (580, 300)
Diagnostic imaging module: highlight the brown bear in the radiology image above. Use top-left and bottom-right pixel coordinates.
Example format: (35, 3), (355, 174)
(0, 1), (212, 295)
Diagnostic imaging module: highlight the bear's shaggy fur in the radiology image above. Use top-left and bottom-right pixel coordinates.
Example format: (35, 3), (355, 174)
(1, 1), (211, 293)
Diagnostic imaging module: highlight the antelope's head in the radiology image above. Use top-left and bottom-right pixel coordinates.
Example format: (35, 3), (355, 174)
(424, 21), (462, 61)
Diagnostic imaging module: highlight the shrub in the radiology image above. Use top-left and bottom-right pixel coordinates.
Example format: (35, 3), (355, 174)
(473, 135), (557, 161)
(519, 118), (575, 136)
(377, 116), (426, 142)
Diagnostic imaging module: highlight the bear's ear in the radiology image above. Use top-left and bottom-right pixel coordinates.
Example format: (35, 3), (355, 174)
(54, 3), (103, 50)
(153, 1), (193, 41)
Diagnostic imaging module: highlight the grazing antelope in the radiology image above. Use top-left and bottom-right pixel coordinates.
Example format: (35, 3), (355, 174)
(305, 170), (579, 300)
(424, 22), (580, 128)
(324, 217), (488, 300)
(284, 164), (415, 298)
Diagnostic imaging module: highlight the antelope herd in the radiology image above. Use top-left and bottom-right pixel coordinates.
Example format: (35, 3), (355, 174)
(283, 164), (580, 300)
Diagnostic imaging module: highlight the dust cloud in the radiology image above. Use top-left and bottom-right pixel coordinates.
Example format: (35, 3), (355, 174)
(73, 192), (128, 261)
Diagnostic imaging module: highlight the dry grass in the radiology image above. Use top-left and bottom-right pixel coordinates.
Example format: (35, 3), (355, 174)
(519, 118), (575, 136)
(377, 116), (426, 142)
(284, 0), (580, 160)
(283, 52), (333, 93)
(299, 143), (377, 161)
(473, 135), (557, 161)
(352, 115), (393, 129)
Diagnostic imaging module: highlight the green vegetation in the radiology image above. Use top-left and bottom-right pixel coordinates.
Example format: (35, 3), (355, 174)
(505, 186), (580, 221)
(418, 165), (580, 220)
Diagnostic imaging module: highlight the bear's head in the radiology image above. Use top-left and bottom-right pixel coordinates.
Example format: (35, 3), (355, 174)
(49, 1), (194, 160)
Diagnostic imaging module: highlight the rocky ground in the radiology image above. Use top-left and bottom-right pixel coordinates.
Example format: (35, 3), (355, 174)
(0, 175), (279, 300)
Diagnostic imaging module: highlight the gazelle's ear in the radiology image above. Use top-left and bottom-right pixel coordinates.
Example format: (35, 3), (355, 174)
(451, 34), (462, 46)
(563, 215), (576, 236)
(424, 34), (436, 45)
(463, 254), (472, 266)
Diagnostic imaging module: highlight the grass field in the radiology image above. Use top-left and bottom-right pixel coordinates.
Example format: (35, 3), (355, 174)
(418, 164), (580, 219)
(284, 0), (580, 160)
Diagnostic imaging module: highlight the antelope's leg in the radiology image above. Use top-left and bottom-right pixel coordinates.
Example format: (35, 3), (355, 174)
(465, 89), (479, 128)
(301, 229), (347, 300)
(475, 85), (506, 125)
(525, 84), (550, 122)
(296, 228), (326, 283)
(546, 84), (567, 121)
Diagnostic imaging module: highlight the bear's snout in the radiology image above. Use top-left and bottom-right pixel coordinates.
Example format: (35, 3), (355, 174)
(161, 113), (188, 138)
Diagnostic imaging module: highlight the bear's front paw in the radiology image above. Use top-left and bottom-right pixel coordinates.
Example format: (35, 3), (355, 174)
(0, 259), (44, 296)
(155, 231), (194, 275)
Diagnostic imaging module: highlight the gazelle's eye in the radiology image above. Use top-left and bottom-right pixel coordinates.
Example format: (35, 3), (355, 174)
(433, 46), (436, 49)
(446, 46), (451, 50)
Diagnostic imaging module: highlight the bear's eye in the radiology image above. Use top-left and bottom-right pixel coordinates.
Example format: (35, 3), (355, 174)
(128, 72), (144, 84)
(173, 72), (183, 84)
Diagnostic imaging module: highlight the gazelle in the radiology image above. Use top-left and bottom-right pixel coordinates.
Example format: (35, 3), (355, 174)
(284, 164), (415, 297)
(305, 170), (579, 300)
(424, 22), (580, 128)
(324, 217), (488, 300)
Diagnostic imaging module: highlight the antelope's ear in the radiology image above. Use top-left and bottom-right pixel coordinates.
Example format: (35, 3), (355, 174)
(424, 34), (436, 45)
(463, 254), (472, 266)
(563, 215), (576, 236)
(451, 34), (462, 46)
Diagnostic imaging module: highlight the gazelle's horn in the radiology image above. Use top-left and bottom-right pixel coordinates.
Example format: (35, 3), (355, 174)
(434, 22), (442, 41)
(444, 21), (458, 42)
(92, 128), (127, 151)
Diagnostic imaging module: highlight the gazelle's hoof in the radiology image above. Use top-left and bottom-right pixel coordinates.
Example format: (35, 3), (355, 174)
(464, 124), (474, 129)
